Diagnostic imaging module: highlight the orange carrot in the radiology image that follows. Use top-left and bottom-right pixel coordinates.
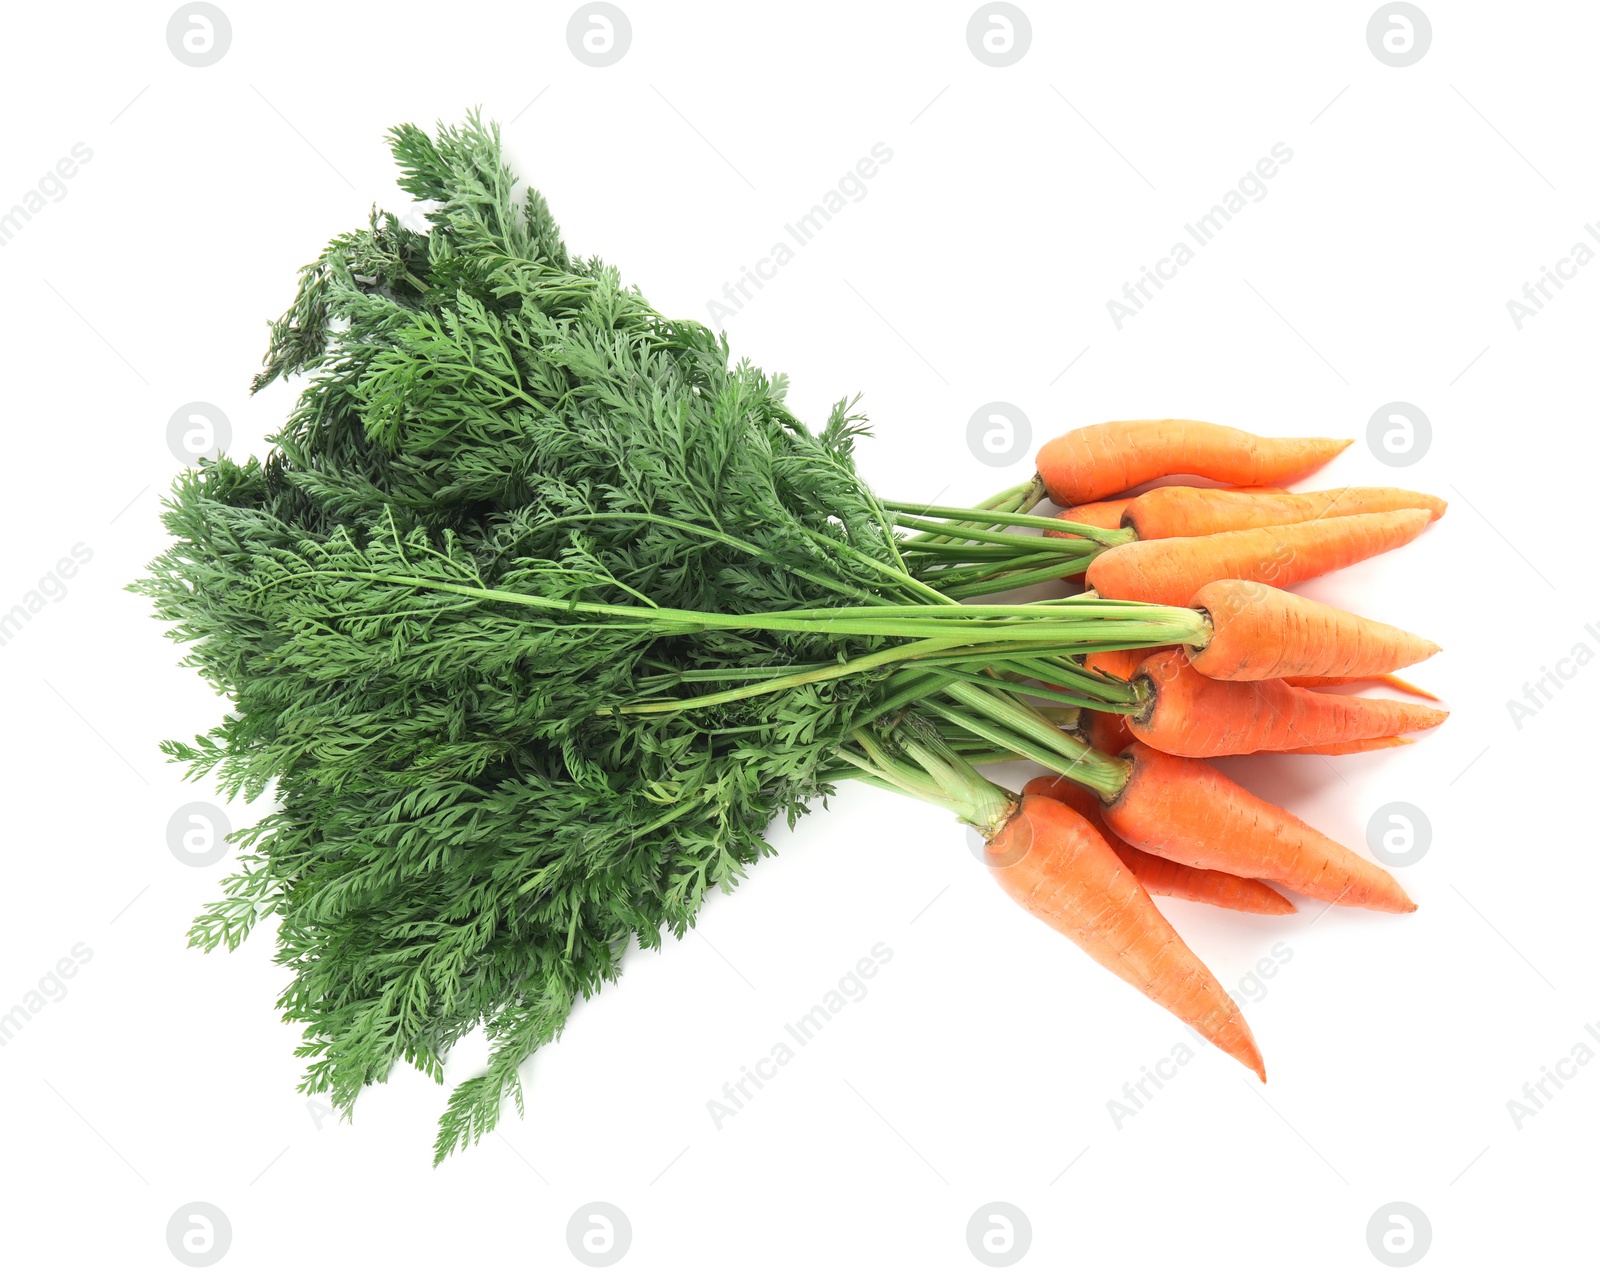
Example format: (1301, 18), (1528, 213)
(1026, 776), (1295, 915)
(1086, 709), (1134, 756)
(1078, 648), (1160, 754)
(1085, 648), (1154, 680)
(1122, 485), (1447, 539)
(1187, 579), (1441, 681)
(1048, 485), (1287, 538)
(1036, 420), (1350, 506)
(1278, 736), (1413, 756)
(1045, 496), (1137, 537)
(1285, 672), (1439, 701)
(1125, 649), (1448, 757)
(1096, 743), (1415, 912)
(1086, 509), (1431, 607)
(985, 793), (1265, 1077)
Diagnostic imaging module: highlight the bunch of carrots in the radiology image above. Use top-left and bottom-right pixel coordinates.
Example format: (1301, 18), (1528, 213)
(144, 117), (1448, 1148)
(932, 419), (1445, 1080)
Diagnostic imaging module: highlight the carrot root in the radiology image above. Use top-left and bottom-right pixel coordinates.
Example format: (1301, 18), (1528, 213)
(1122, 485), (1446, 540)
(1285, 672), (1440, 701)
(1097, 743), (1415, 913)
(1036, 420), (1350, 507)
(1087, 509), (1432, 608)
(1024, 777), (1296, 915)
(1046, 496), (1137, 537)
(1127, 649), (1448, 757)
(1188, 579), (1442, 681)
(986, 794), (1266, 1077)
(1278, 735), (1414, 756)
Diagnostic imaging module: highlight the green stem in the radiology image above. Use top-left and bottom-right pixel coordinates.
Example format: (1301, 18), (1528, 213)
(885, 726), (1017, 835)
(899, 479), (1035, 546)
(937, 560), (1094, 600)
(903, 541), (1094, 563)
(884, 501), (1134, 547)
(937, 680), (1130, 799)
(510, 511), (880, 604)
(919, 665), (1113, 710)
(792, 524), (950, 606)
(332, 571), (1208, 643)
(891, 515), (1095, 553)
(917, 547), (1088, 581)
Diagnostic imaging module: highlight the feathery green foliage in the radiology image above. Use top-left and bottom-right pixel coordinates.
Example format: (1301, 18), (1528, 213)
(135, 113), (1186, 1162)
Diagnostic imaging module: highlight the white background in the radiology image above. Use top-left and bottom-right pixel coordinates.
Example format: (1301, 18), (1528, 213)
(1, 2), (1594, 1267)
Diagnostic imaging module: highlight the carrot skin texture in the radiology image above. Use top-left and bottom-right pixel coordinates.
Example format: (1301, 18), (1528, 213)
(1036, 420), (1350, 506)
(1284, 672), (1439, 701)
(1046, 497), (1137, 537)
(1024, 777), (1295, 915)
(1085, 648), (1154, 680)
(1099, 743), (1416, 913)
(1086, 508), (1432, 607)
(1278, 735), (1412, 756)
(1086, 710), (1134, 756)
(1128, 649), (1448, 757)
(1078, 647), (1158, 754)
(1188, 579), (1441, 681)
(1122, 485), (1446, 539)
(985, 794), (1266, 1077)
(1050, 486), (1285, 538)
